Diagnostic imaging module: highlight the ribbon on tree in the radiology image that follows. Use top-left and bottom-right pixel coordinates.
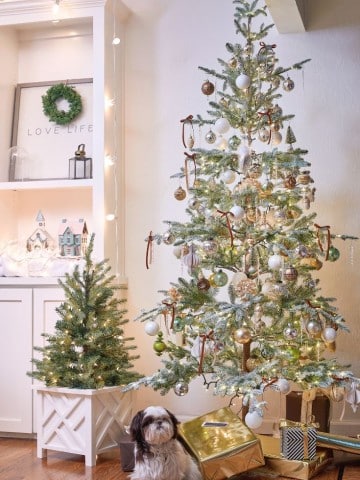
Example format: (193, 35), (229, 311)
(184, 152), (197, 190)
(217, 210), (234, 247)
(198, 330), (214, 374)
(162, 300), (176, 330)
(314, 224), (331, 260)
(146, 231), (153, 270)
(180, 114), (194, 149)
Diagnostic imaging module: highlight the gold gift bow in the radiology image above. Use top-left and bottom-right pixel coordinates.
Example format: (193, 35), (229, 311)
(280, 419), (318, 460)
(300, 387), (330, 424)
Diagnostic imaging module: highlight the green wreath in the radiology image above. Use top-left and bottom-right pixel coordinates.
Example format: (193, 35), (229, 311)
(42, 83), (82, 125)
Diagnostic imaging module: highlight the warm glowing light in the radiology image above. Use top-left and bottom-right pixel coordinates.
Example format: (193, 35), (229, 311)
(112, 37), (120, 45)
(104, 154), (115, 167)
(105, 97), (115, 108)
(106, 213), (116, 221)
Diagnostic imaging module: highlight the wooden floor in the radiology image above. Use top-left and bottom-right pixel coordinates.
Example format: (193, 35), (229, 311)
(0, 437), (359, 480)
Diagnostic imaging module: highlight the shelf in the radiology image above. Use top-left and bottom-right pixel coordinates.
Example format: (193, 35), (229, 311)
(0, 179), (93, 191)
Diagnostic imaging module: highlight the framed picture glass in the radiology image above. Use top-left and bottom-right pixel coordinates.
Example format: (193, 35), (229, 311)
(10, 78), (93, 181)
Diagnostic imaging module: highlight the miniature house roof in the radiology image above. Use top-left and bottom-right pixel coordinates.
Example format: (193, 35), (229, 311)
(58, 219), (88, 236)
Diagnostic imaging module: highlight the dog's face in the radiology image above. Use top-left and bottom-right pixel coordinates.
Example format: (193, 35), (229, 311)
(130, 406), (178, 447)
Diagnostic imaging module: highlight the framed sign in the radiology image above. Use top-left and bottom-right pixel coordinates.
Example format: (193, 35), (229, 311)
(10, 78), (93, 181)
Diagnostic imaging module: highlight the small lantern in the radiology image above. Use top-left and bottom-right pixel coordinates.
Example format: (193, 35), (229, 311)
(68, 144), (92, 179)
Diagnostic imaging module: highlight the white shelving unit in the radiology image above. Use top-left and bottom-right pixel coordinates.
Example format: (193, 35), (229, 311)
(0, 0), (129, 435)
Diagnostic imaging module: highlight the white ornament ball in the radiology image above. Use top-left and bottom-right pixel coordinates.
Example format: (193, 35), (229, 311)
(144, 320), (160, 336)
(322, 327), (337, 342)
(214, 117), (231, 134)
(245, 411), (263, 429)
(173, 246), (182, 259)
(238, 145), (250, 159)
(275, 378), (291, 395)
(268, 254), (283, 270)
(230, 205), (245, 220)
(221, 170), (236, 184)
(235, 73), (251, 90)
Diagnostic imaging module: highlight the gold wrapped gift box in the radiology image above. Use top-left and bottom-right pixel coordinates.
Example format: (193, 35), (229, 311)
(178, 407), (265, 480)
(257, 434), (332, 480)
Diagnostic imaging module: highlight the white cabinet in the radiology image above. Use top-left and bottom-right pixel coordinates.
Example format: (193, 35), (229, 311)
(0, 283), (64, 434)
(0, 0), (129, 280)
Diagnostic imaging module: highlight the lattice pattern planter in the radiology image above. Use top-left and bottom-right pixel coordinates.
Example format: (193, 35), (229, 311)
(34, 386), (133, 466)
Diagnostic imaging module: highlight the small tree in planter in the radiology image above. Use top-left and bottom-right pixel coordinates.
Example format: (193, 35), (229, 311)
(29, 234), (142, 466)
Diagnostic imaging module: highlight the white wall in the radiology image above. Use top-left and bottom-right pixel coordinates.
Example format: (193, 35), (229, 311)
(124, 0), (360, 430)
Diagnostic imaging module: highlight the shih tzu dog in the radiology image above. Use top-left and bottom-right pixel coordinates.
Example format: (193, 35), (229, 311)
(129, 406), (202, 480)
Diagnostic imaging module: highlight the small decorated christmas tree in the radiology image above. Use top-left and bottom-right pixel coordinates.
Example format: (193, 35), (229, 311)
(30, 234), (141, 389)
(127, 0), (359, 429)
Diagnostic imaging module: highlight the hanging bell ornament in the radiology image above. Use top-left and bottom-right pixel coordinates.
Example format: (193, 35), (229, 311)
(201, 80), (215, 96)
(205, 129), (216, 144)
(174, 186), (187, 201)
(283, 76), (295, 92)
(174, 380), (189, 396)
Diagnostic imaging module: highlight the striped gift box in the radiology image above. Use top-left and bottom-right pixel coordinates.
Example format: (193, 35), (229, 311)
(280, 419), (317, 461)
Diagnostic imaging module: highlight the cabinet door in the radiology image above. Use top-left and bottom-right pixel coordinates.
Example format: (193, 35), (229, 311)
(32, 287), (65, 433)
(0, 288), (32, 433)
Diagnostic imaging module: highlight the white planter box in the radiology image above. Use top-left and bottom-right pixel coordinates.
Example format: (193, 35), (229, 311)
(34, 385), (134, 466)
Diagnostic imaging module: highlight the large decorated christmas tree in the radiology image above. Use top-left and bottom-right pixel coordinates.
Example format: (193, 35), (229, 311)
(129, 0), (358, 428)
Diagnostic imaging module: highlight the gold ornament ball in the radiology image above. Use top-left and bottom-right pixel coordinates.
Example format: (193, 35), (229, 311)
(197, 277), (211, 291)
(174, 186), (186, 201)
(233, 327), (252, 344)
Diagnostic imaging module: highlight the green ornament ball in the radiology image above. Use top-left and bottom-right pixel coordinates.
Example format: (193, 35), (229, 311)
(328, 246), (340, 262)
(172, 316), (185, 332)
(153, 332), (167, 356)
(213, 269), (228, 287)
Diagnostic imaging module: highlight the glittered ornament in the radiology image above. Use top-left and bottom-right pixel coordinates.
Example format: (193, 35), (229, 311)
(234, 278), (258, 299)
(213, 269), (228, 287)
(186, 135), (195, 149)
(214, 117), (231, 134)
(153, 331), (167, 355)
(174, 186), (186, 201)
(201, 80), (215, 96)
(174, 380), (189, 396)
(233, 327), (251, 344)
(245, 410), (263, 429)
(228, 57), (237, 68)
(328, 245), (340, 262)
(205, 129), (217, 144)
(283, 77), (295, 91)
(235, 73), (251, 89)
(144, 320), (160, 336)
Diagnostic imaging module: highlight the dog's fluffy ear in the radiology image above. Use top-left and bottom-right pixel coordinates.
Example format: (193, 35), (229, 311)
(130, 410), (144, 442)
(166, 408), (179, 438)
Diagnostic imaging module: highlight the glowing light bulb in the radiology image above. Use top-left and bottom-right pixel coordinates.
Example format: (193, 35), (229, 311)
(106, 213), (116, 221)
(112, 37), (120, 45)
(105, 97), (115, 108)
(104, 154), (115, 167)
